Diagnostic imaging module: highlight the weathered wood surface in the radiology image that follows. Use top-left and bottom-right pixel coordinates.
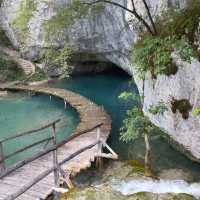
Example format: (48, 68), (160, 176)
(0, 85), (111, 200)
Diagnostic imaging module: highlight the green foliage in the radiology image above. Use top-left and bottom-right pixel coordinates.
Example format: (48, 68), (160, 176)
(149, 102), (168, 115)
(41, 46), (73, 78)
(28, 67), (47, 81)
(157, 0), (200, 43)
(119, 107), (153, 143)
(133, 35), (195, 79)
(119, 92), (159, 143)
(193, 106), (200, 116)
(0, 55), (25, 81)
(12, 0), (37, 42)
(118, 91), (140, 104)
(175, 38), (197, 62)
(44, 0), (104, 40)
(132, 0), (199, 79)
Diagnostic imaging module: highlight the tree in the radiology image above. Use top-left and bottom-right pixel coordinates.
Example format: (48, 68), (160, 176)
(119, 92), (151, 173)
(119, 92), (166, 174)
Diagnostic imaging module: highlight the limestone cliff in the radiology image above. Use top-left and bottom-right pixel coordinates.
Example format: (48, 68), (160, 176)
(0, 0), (200, 162)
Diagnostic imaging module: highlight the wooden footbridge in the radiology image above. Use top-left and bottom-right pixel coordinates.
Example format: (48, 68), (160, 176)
(0, 85), (117, 200)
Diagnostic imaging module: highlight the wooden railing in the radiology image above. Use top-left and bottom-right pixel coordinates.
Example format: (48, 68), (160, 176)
(0, 118), (61, 173)
(0, 120), (114, 200)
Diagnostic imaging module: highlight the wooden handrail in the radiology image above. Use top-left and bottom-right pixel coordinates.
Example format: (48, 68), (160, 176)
(56, 122), (103, 148)
(0, 123), (104, 179)
(0, 119), (61, 143)
(6, 141), (99, 200)
(0, 136), (53, 163)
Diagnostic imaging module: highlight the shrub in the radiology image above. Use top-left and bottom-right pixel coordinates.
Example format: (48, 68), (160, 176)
(132, 0), (199, 79)
(132, 36), (195, 79)
(28, 67), (47, 82)
(41, 46), (73, 78)
(156, 0), (200, 43)
(0, 55), (25, 81)
(149, 102), (168, 115)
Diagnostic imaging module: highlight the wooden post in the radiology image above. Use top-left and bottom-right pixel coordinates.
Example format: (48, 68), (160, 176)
(52, 123), (59, 187)
(0, 142), (5, 173)
(96, 127), (103, 170)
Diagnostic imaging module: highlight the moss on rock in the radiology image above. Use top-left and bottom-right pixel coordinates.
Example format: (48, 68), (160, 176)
(171, 98), (192, 119)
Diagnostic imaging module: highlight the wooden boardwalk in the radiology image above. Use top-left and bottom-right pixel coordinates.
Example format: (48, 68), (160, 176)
(0, 86), (111, 200)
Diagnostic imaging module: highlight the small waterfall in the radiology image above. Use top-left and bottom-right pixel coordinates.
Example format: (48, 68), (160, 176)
(110, 179), (200, 199)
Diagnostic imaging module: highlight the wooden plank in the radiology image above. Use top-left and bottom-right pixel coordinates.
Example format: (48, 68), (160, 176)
(0, 123), (103, 179)
(6, 141), (98, 200)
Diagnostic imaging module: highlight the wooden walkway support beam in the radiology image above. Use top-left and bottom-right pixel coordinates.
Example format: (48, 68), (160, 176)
(52, 123), (59, 187)
(0, 142), (5, 173)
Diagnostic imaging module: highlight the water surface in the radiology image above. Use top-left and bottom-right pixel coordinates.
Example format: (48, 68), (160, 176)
(0, 93), (79, 166)
(1, 72), (199, 181)
(49, 72), (200, 181)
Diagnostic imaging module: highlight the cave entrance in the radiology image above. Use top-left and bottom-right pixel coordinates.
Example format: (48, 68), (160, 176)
(70, 53), (131, 76)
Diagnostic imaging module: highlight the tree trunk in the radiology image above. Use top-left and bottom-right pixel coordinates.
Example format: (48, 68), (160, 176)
(144, 133), (150, 175)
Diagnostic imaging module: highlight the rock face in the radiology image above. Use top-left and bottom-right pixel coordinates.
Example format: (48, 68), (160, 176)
(138, 54), (200, 162)
(1, 0), (200, 162)
(0, 0), (134, 73)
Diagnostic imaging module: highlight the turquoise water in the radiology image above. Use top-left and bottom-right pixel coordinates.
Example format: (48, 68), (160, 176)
(49, 73), (200, 180)
(0, 93), (79, 166)
(0, 72), (200, 180)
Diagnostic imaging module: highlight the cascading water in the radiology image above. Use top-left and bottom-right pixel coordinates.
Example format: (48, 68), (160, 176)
(110, 179), (200, 199)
